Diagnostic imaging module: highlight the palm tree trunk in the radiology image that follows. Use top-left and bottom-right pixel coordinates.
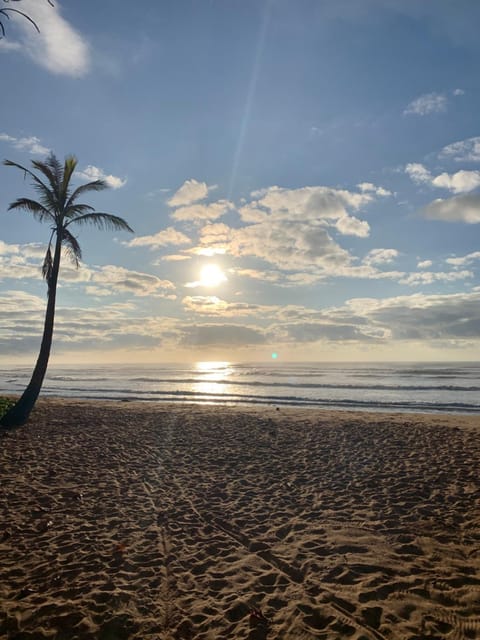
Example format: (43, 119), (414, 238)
(0, 233), (62, 428)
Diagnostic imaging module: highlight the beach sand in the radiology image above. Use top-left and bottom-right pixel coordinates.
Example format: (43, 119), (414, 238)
(0, 399), (479, 639)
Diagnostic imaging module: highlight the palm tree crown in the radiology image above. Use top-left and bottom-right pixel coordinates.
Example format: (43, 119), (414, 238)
(1, 153), (133, 428)
(5, 153), (133, 281)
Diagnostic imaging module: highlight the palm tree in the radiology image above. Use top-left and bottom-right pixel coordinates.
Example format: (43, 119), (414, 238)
(0, 153), (133, 428)
(0, 0), (53, 39)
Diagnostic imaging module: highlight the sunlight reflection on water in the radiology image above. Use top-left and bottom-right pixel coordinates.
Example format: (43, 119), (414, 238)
(194, 361), (232, 395)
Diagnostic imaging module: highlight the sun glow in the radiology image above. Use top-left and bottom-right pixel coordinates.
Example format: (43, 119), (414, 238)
(199, 264), (227, 288)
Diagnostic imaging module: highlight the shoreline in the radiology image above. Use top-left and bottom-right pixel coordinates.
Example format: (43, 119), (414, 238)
(1, 399), (479, 638)
(3, 393), (480, 416)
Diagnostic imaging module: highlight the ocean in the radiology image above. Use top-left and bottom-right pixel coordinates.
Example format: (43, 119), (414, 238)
(1, 361), (479, 414)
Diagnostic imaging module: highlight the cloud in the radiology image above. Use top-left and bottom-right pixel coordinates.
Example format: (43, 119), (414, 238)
(0, 39), (21, 51)
(431, 170), (480, 194)
(282, 322), (375, 344)
(180, 323), (267, 347)
(0, 133), (49, 155)
(77, 165), (127, 189)
(399, 270), (472, 286)
(88, 265), (176, 298)
(363, 249), (400, 266)
(335, 215), (370, 237)
(154, 182), (392, 283)
(156, 254), (191, 262)
(423, 194), (480, 223)
(417, 259), (433, 269)
(356, 291), (480, 341)
(0, 292), (183, 355)
(196, 223), (232, 254)
(171, 200), (232, 223)
(249, 185), (373, 222)
(126, 227), (191, 249)
(182, 296), (268, 317)
(167, 179), (216, 207)
(229, 221), (352, 273)
(0, 241), (176, 298)
(439, 136), (480, 163)
(187, 184), (385, 278)
(405, 162), (433, 185)
(5, 0), (90, 76)
(403, 92), (447, 116)
(357, 182), (392, 197)
(405, 162), (480, 194)
(446, 251), (480, 267)
(234, 268), (284, 284)
(270, 290), (480, 345)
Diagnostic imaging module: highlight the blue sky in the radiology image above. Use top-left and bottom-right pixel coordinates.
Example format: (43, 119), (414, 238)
(1, 0), (479, 363)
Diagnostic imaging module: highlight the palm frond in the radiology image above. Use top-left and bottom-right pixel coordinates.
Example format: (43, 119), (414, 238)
(42, 246), (53, 284)
(66, 180), (108, 208)
(61, 155), (77, 203)
(0, 7), (40, 35)
(64, 203), (95, 219)
(61, 228), (82, 267)
(67, 212), (134, 233)
(3, 159), (56, 212)
(8, 197), (55, 224)
(31, 155), (62, 203)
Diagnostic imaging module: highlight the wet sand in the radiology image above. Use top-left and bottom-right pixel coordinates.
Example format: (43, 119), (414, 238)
(0, 399), (479, 639)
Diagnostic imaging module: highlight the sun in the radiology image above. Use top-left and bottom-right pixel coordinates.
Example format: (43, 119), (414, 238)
(199, 264), (227, 287)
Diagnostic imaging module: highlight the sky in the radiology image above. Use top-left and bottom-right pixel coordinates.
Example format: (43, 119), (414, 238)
(0, 0), (479, 364)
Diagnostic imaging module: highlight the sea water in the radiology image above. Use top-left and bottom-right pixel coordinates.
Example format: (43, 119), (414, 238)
(1, 362), (479, 414)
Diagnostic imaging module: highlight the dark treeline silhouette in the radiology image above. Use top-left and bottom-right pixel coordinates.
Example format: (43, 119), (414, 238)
(0, 154), (133, 428)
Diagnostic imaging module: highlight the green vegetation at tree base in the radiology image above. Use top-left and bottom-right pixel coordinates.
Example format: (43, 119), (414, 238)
(0, 398), (16, 419)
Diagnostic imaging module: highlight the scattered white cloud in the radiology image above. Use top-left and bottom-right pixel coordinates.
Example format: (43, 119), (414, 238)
(404, 92), (447, 116)
(229, 221), (352, 273)
(250, 185), (373, 221)
(446, 251), (480, 267)
(405, 162), (480, 194)
(439, 136), (480, 162)
(88, 265), (176, 298)
(0, 241), (176, 298)
(233, 268), (284, 284)
(363, 249), (400, 266)
(417, 259), (433, 269)
(167, 179), (217, 207)
(405, 162), (432, 185)
(335, 215), (370, 237)
(77, 165), (127, 189)
(453, 88), (465, 96)
(0, 133), (49, 155)
(4, 0), (90, 76)
(126, 227), (191, 249)
(171, 200), (232, 223)
(182, 295), (268, 317)
(431, 170), (480, 194)
(399, 270), (472, 286)
(187, 246), (227, 257)
(423, 194), (480, 223)
(357, 182), (392, 197)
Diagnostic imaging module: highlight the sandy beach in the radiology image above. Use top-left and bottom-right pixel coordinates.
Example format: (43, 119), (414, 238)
(0, 399), (479, 639)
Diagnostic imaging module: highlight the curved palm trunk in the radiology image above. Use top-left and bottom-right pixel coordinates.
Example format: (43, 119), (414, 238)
(1, 233), (62, 429)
